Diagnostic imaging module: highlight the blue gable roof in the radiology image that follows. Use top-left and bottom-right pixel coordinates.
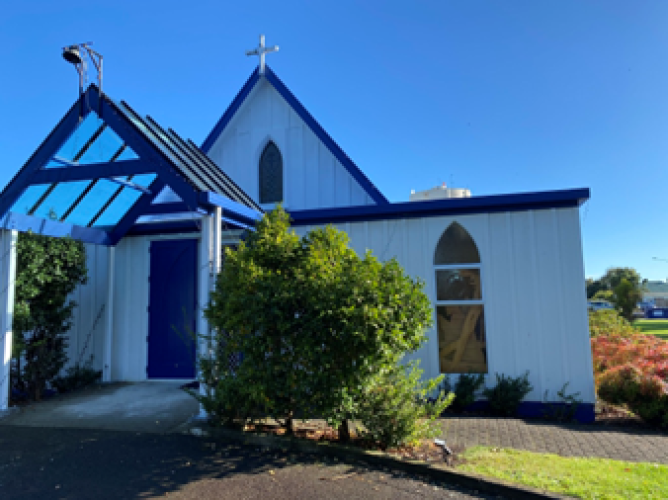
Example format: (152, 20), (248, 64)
(200, 66), (389, 206)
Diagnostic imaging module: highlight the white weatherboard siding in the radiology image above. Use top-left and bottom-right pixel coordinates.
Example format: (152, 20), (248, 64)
(206, 79), (375, 210)
(64, 244), (109, 374)
(294, 207), (595, 404)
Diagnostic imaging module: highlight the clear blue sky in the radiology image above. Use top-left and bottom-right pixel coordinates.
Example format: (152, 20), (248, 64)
(1, 1), (667, 280)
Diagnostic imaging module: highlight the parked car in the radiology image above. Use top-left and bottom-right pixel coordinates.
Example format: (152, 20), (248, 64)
(588, 300), (614, 312)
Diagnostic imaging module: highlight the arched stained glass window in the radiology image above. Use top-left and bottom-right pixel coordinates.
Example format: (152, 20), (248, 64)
(434, 222), (487, 374)
(434, 222), (480, 265)
(259, 142), (283, 204)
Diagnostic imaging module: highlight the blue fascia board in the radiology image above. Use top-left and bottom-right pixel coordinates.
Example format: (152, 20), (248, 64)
(1, 211), (111, 246)
(198, 66), (389, 206)
(263, 67), (389, 206)
(289, 188), (590, 226)
(29, 160), (153, 184)
(200, 68), (261, 153)
(199, 191), (263, 227)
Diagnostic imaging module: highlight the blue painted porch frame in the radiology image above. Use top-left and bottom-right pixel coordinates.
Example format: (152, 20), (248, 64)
(0, 86), (263, 246)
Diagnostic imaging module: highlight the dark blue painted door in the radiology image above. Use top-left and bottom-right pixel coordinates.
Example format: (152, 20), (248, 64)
(148, 239), (197, 379)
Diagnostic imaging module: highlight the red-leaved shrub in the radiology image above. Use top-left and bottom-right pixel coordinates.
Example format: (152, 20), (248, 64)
(592, 334), (668, 427)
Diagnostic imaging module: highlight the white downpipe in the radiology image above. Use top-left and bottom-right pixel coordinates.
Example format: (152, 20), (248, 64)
(197, 214), (214, 419)
(0, 230), (17, 412)
(102, 247), (115, 383)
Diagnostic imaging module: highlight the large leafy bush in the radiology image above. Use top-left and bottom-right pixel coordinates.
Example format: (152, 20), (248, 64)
(13, 231), (87, 400)
(197, 206), (448, 447)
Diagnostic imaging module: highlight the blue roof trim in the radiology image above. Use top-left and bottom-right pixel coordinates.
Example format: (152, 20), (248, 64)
(289, 188), (590, 226)
(200, 68), (261, 153)
(2, 211), (111, 246)
(199, 66), (389, 206)
(199, 191), (263, 228)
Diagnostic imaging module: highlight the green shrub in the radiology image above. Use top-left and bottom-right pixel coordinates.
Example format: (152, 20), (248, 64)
(356, 362), (454, 449)
(440, 373), (485, 412)
(482, 372), (533, 416)
(588, 310), (637, 338)
(51, 359), (101, 394)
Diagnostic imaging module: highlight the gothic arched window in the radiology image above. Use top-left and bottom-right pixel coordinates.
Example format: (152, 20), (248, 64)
(434, 222), (487, 374)
(259, 142), (283, 204)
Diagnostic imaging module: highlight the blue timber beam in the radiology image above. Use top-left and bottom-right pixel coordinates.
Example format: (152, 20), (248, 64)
(1, 212), (111, 246)
(28, 160), (154, 184)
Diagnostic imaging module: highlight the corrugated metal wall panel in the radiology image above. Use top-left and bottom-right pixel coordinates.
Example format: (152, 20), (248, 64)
(64, 243), (109, 373)
(294, 207), (594, 403)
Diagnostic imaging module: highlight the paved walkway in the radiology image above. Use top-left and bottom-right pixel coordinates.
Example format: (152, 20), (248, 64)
(0, 382), (199, 434)
(440, 417), (668, 464)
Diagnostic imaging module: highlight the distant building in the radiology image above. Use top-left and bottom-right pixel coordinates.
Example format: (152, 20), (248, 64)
(410, 184), (471, 202)
(643, 280), (668, 308)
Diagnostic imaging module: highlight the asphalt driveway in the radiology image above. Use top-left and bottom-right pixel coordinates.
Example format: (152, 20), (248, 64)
(0, 427), (502, 499)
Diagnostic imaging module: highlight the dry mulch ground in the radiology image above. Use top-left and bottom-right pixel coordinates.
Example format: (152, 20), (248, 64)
(242, 421), (456, 464)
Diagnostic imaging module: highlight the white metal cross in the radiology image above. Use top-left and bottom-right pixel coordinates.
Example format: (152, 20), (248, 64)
(246, 34), (279, 75)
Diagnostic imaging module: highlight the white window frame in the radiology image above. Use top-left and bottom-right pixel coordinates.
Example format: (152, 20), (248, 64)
(433, 255), (487, 374)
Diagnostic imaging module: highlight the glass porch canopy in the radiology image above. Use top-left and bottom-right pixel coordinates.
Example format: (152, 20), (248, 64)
(0, 85), (262, 246)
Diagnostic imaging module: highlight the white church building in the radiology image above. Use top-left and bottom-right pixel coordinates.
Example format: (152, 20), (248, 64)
(0, 40), (595, 422)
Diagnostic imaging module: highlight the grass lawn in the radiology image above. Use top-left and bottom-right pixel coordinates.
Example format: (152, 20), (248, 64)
(458, 447), (668, 499)
(633, 319), (668, 340)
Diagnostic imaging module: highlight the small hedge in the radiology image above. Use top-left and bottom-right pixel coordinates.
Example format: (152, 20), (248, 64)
(589, 309), (638, 338)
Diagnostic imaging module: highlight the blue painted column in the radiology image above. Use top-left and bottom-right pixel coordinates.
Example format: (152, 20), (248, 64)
(0, 230), (17, 412)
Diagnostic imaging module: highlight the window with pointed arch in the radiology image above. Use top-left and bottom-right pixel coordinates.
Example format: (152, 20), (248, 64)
(434, 222), (487, 374)
(259, 141), (283, 204)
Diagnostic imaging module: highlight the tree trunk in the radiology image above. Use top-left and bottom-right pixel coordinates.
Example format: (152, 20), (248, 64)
(285, 411), (294, 435)
(338, 419), (351, 442)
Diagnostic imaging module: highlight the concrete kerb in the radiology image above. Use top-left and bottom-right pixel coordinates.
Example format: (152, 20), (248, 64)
(176, 423), (572, 500)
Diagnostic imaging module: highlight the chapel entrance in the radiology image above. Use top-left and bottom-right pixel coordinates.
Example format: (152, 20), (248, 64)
(147, 239), (198, 379)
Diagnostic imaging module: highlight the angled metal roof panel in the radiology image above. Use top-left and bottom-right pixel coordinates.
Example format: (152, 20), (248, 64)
(108, 97), (259, 211)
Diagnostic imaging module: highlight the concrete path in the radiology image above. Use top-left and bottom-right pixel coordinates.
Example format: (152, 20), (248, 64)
(0, 427), (499, 500)
(441, 417), (668, 464)
(0, 382), (199, 433)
